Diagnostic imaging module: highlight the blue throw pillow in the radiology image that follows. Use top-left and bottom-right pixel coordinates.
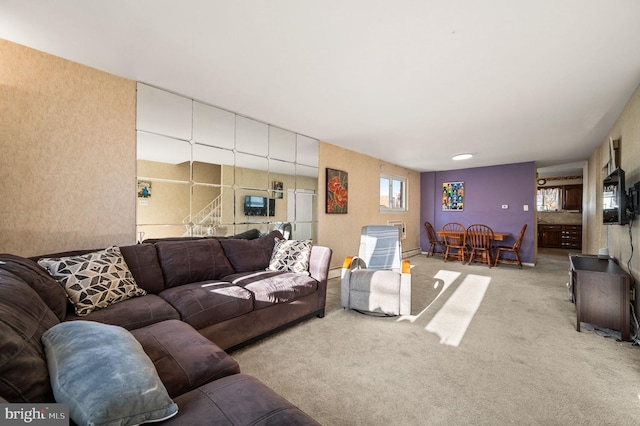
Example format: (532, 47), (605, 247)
(42, 321), (178, 426)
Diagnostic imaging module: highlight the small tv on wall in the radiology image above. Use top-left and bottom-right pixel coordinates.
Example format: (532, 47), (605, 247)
(602, 168), (629, 225)
(243, 195), (275, 216)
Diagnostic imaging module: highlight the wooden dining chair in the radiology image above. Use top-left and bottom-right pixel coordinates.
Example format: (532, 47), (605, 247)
(424, 221), (445, 257)
(466, 224), (495, 268)
(494, 224), (527, 268)
(441, 222), (467, 262)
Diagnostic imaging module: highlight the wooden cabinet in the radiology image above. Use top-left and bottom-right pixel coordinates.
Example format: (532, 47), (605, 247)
(569, 255), (631, 340)
(538, 225), (562, 247)
(563, 185), (583, 211)
(536, 184), (582, 211)
(561, 225), (582, 249)
(538, 224), (581, 249)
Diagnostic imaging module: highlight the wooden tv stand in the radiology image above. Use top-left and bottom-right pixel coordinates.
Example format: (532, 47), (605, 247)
(569, 255), (631, 341)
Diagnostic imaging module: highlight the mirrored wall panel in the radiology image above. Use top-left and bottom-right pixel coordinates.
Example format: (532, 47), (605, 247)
(136, 83), (319, 242)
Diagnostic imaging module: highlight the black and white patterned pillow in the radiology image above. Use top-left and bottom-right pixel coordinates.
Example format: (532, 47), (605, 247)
(267, 239), (312, 275)
(38, 246), (146, 316)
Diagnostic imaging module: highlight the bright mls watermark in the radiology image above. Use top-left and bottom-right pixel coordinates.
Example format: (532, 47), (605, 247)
(1, 404), (68, 425)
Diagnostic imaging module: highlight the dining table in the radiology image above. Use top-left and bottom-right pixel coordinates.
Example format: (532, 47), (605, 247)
(438, 230), (511, 241)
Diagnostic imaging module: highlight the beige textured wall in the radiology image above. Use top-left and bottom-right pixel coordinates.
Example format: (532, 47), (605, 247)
(318, 142), (422, 271)
(585, 82), (640, 312)
(0, 39), (136, 256)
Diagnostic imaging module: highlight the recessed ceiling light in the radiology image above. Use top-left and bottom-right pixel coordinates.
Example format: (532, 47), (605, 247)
(452, 153), (473, 161)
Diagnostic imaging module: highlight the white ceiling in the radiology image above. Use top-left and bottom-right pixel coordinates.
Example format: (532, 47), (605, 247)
(2, 0), (640, 173)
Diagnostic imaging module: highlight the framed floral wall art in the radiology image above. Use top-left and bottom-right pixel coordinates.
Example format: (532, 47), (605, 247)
(442, 181), (464, 211)
(326, 168), (348, 214)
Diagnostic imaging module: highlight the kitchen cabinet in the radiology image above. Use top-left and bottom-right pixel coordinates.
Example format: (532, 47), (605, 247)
(563, 185), (583, 211)
(538, 225), (562, 247)
(538, 224), (582, 249)
(561, 225), (582, 249)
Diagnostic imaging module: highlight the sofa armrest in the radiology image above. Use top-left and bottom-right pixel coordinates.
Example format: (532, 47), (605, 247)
(308, 246), (332, 316)
(308, 246), (332, 287)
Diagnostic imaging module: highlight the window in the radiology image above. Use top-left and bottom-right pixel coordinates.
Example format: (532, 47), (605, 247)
(536, 187), (560, 211)
(380, 174), (406, 211)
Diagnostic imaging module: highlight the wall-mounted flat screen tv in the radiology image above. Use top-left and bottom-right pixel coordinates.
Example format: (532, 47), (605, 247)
(244, 195), (275, 216)
(602, 168), (628, 225)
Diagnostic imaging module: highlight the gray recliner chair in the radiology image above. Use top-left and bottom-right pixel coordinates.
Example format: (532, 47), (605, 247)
(341, 225), (411, 316)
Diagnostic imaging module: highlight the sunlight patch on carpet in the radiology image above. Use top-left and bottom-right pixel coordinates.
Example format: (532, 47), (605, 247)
(425, 274), (491, 347)
(397, 269), (461, 323)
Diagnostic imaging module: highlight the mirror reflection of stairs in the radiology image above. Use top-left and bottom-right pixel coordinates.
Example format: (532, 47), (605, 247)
(182, 195), (222, 237)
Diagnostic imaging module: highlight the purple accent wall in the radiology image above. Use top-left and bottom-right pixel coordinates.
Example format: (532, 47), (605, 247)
(420, 162), (536, 264)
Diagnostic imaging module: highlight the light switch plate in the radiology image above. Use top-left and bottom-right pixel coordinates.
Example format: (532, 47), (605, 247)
(523, 205), (529, 211)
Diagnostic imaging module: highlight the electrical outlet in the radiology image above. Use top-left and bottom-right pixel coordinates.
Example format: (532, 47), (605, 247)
(501, 204), (508, 209)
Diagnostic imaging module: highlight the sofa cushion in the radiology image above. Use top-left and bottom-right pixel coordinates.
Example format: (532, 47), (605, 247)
(268, 239), (313, 275)
(0, 269), (59, 403)
(37, 246), (147, 316)
(0, 254), (68, 321)
(64, 294), (180, 330)
(42, 321), (178, 426)
(165, 374), (320, 426)
(159, 281), (254, 329)
(224, 270), (318, 310)
(155, 239), (235, 288)
(219, 230), (282, 272)
(119, 243), (166, 293)
(131, 320), (240, 398)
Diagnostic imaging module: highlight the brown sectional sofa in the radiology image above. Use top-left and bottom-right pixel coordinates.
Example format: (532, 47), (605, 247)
(0, 230), (332, 425)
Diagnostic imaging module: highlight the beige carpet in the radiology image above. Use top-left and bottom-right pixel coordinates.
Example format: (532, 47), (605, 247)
(231, 252), (640, 425)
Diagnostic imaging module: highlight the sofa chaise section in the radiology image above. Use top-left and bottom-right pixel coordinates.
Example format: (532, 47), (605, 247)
(0, 254), (322, 425)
